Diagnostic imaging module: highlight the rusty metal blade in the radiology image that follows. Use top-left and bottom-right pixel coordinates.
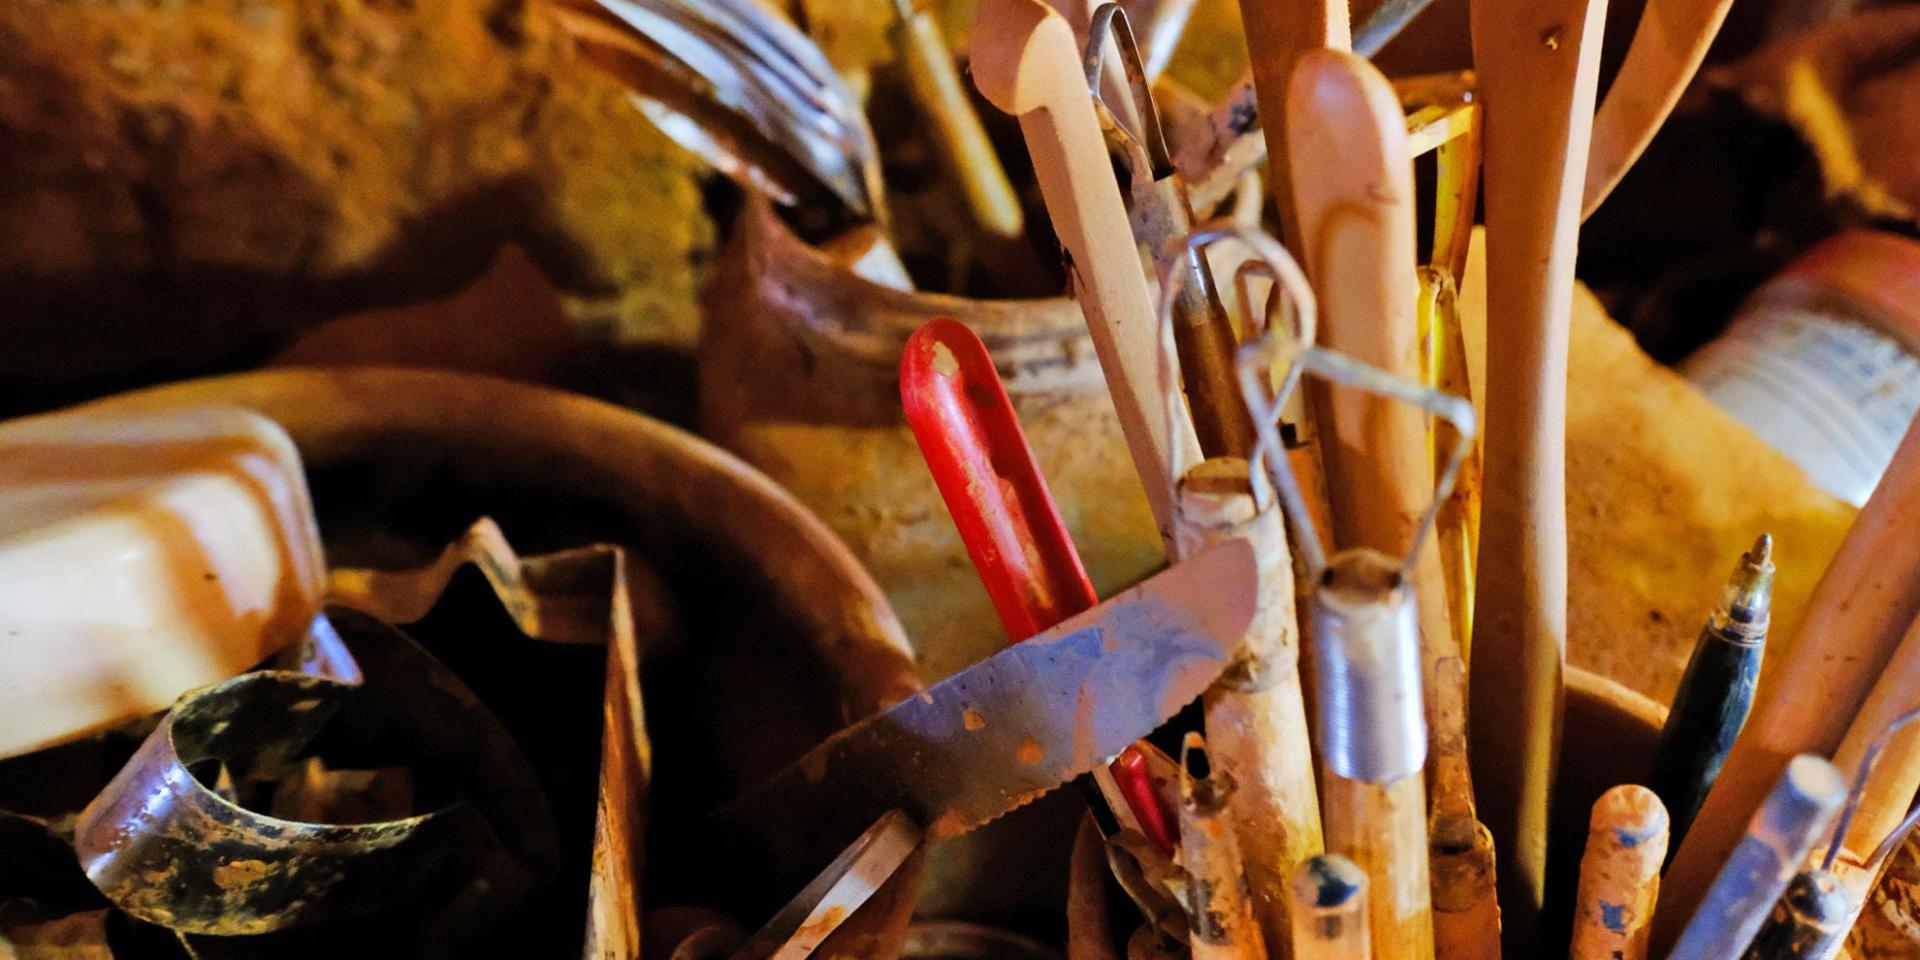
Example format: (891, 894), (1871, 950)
(716, 538), (1256, 891)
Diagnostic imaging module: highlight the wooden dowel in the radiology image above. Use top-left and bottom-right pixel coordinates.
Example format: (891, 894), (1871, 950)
(1648, 534), (1773, 855)
(971, 0), (1202, 548)
(1666, 757), (1847, 960)
(1180, 733), (1271, 960)
(1656, 418), (1920, 952)
(1291, 854), (1371, 960)
(1465, 0), (1610, 944)
(1178, 459), (1324, 960)
(1569, 785), (1668, 960)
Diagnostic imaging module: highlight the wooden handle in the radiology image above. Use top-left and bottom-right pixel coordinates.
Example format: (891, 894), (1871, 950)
(1322, 773), (1435, 960)
(895, 8), (1025, 238)
(1465, 0), (1610, 945)
(1825, 611), (1920, 893)
(1569, 785), (1668, 960)
(1655, 418), (1920, 953)
(1429, 815), (1501, 960)
(1581, 0), (1736, 218)
(1292, 855), (1371, 960)
(971, 0), (1201, 547)
(1180, 733), (1272, 960)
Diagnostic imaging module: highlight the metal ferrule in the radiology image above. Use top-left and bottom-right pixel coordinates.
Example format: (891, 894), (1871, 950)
(1310, 548), (1427, 784)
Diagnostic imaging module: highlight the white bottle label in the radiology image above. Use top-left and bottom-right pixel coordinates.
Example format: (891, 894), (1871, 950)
(1683, 296), (1920, 507)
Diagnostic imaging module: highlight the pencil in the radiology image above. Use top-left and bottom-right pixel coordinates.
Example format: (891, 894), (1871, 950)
(1657, 419), (1920, 951)
(1179, 733), (1269, 960)
(1649, 534), (1774, 854)
(1291, 854), (1370, 960)
(1568, 785), (1668, 960)
(1666, 756), (1847, 960)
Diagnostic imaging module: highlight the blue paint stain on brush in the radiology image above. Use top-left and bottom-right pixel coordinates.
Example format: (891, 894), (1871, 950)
(1601, 902), (1628, 933)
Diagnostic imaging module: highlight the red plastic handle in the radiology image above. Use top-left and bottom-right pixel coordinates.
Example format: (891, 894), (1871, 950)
(900, 317), (1099, 641)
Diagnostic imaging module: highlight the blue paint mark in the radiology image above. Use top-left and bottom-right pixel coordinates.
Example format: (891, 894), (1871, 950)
(1612, 826), (1645, 848)
(1600, 902), (1628, 933)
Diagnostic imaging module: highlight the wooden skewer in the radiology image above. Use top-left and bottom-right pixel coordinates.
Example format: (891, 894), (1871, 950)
(1235, 0), (1350, 250)
(1464, 0), (1610, 944)
(971, 0), (1203, 547)
(1291, 854), (1371, 960)
(1179, 733), (1271, 960)
(1655, 418), (1920, 952)
(1177, 459), (1324, 960)
(1580, 0), (1737, 219)
(1569, 785), (1669, 960)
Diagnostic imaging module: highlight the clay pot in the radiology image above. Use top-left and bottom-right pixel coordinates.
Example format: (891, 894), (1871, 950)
(699, 197), (1164, 686)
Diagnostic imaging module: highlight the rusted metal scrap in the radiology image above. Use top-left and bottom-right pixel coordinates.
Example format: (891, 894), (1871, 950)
(72, 609), (558, 937)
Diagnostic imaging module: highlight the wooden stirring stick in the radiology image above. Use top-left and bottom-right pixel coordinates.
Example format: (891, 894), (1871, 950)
(972, 0), (1203, 547)
(1655, 419), (1920, 953)
(1235, 0), (1350, 249)
(1581, 0), (1736, 218)
(1465, 0), (1610, 948)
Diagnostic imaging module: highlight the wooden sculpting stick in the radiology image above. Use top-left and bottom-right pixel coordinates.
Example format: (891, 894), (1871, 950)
(1465, 0), (1610, 948)
(972, 0), (1203, 547)
(1569, 785), (1668, 960)
(1581, 0), (1737, 218)
(1236, 0), (1350, 249)
(1285, 50), (1489, 960)
(1655, 418), (1920, 952)
(1291, 855), (1370, 960)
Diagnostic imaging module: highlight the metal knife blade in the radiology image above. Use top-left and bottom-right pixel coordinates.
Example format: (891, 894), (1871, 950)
(715, 538), (1257, 890)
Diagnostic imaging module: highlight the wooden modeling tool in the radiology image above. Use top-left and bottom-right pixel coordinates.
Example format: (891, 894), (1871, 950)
(972, 0), (1202, 546)
(1821, 634), (1920, 902)
(1178, 733), (1270, 960)
(1234, 0), (1350, 249)
(1465, 0), (1610, 944)
(1666, 757), (1847, 960)
(1581, 0), (1738, 218)
(1240, 333), (1478, 960)
(1657, 418), (1920, 950)
(1568, 785), (1668, 960)
(900, 317), (1178, 839)
(1649, 534), (1774, 855)
(1291, 855), (1370, 960)
(890, 0), (1024, 238)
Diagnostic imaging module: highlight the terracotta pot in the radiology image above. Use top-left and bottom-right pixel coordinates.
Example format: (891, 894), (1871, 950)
(81, 367), (922, 952)
(699, 197), (1164, 686)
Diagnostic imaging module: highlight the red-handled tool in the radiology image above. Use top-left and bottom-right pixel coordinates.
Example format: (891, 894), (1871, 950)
(901, 316), (1177, 852)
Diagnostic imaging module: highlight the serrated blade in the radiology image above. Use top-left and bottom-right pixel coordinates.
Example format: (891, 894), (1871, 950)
(716, 538), (1257, 889)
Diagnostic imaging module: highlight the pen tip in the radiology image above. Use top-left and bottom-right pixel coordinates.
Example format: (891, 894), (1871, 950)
(1749, 532), (1773, 565)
